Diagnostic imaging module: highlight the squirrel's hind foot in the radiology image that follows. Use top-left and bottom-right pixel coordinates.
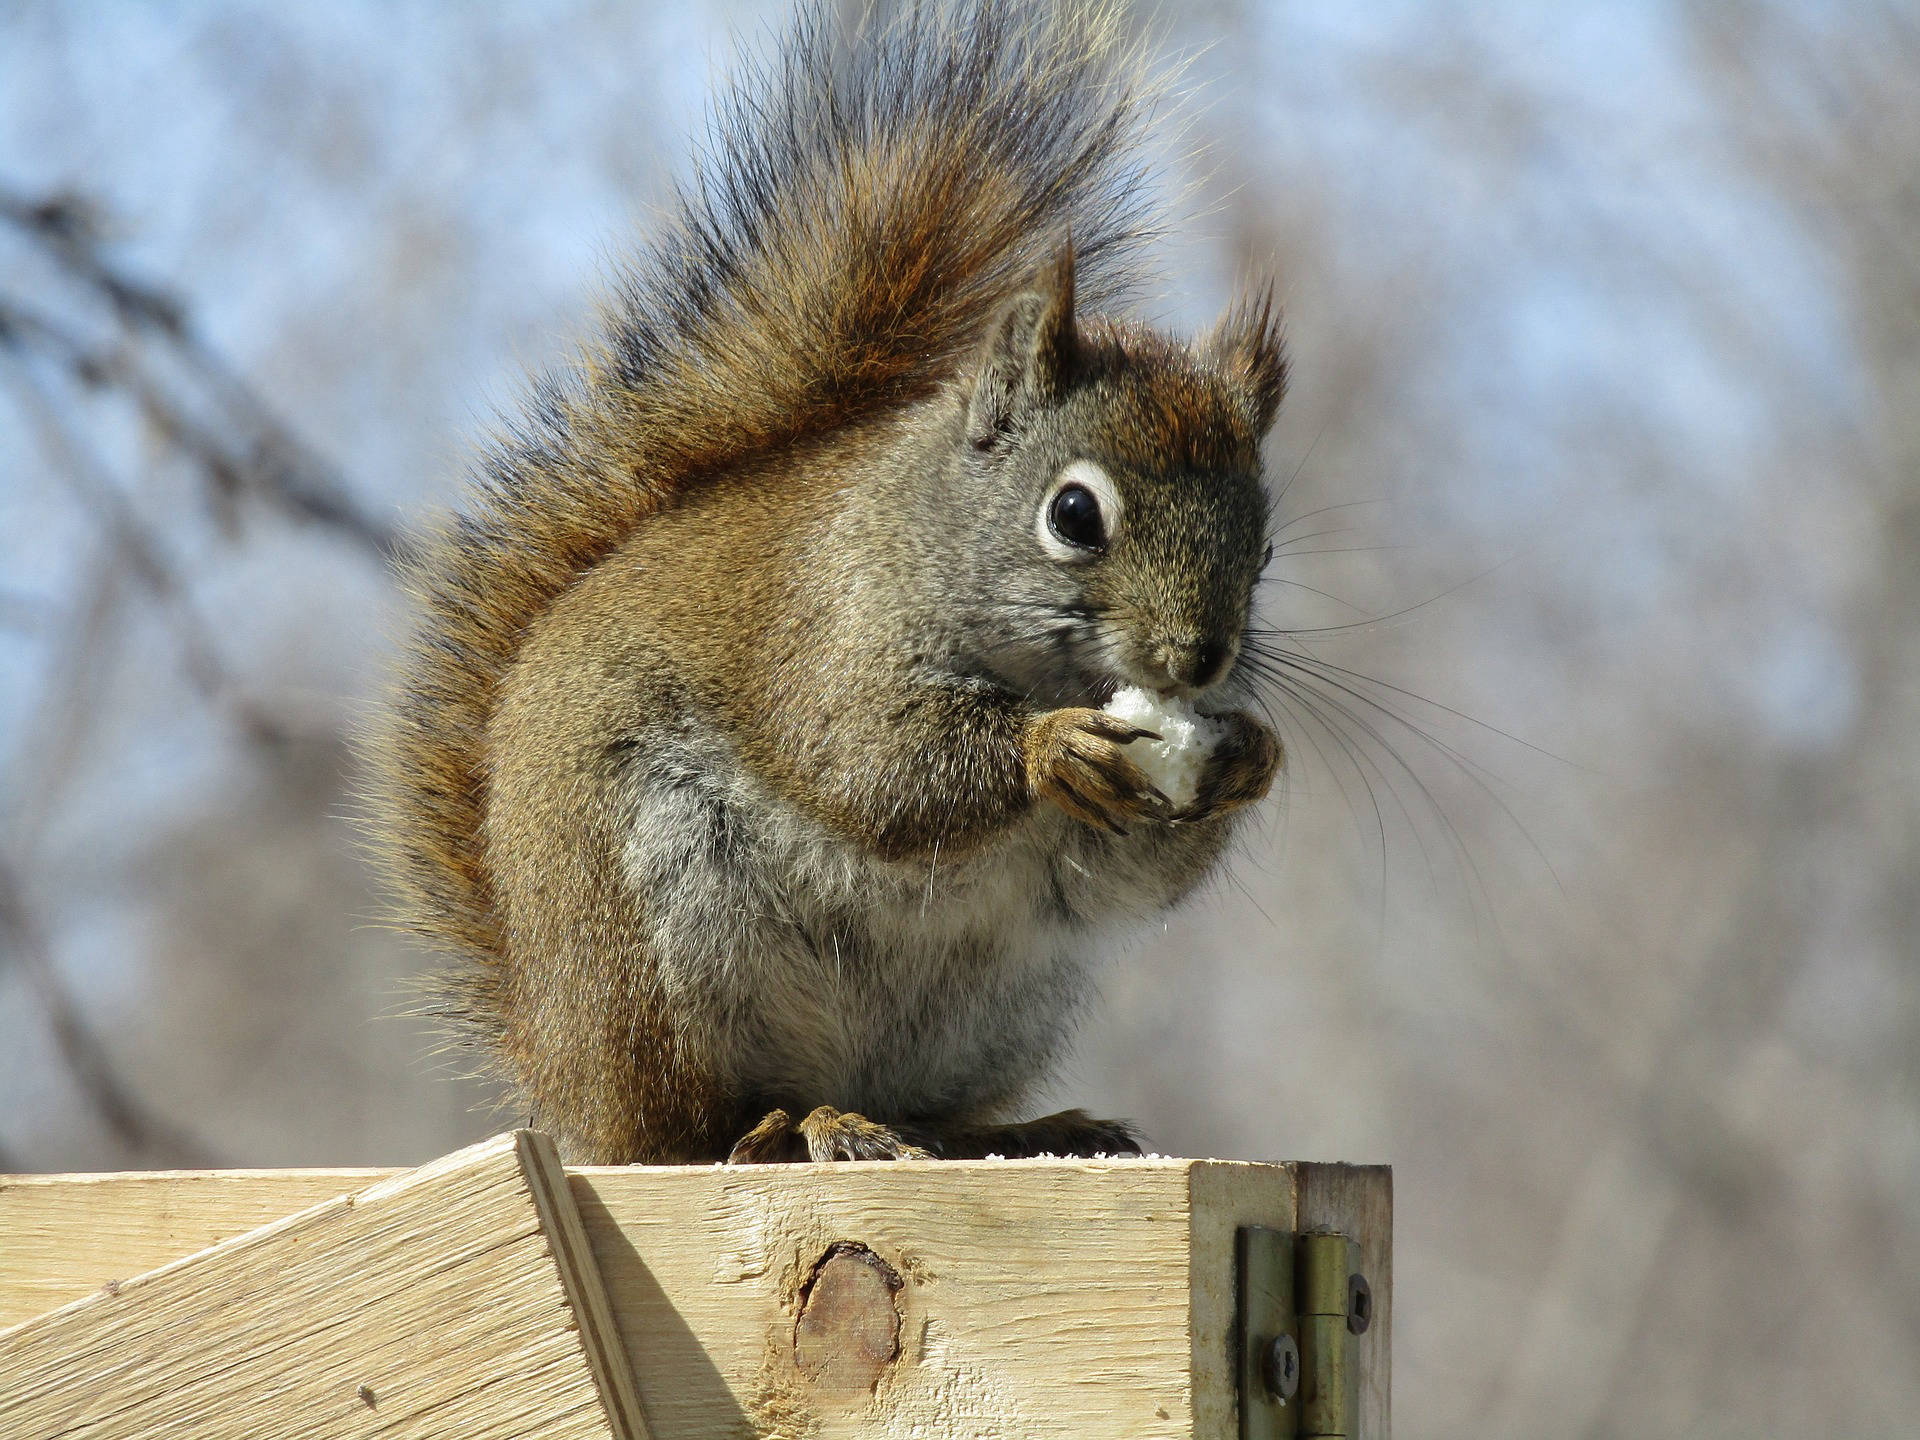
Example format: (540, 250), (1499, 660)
(905, 1108), (1144, 1160)
(727, 1106), (932, 1164)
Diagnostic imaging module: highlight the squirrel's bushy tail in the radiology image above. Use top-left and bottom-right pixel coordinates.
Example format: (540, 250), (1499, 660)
(365, 0), (1163, 1035)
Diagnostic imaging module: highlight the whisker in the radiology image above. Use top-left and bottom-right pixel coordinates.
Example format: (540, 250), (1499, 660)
(1240, 637), (1562, 897)
(1256, 575), (1371, 613)
(1275, 667), (1476, 904)
(1270, 524), (1364, 551)
(1263, 671), (1393, 896)
(1266, 558), (1514, 636)
(1265, 498), (1385, 544)
(1229, 671), (1355, 837)
(1273, 408), (1333, 513)
(1248, 637), (1584, 772)
(1267, 544), (1415, 558)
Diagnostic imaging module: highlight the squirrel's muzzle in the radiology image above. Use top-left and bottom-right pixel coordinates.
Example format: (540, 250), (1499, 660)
(1145, 635), (1235, 694)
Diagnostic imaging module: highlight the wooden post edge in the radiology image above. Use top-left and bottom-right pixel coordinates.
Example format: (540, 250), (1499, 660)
(0, 1131), (648, 1440)
(2, 1143), (1391, 1438)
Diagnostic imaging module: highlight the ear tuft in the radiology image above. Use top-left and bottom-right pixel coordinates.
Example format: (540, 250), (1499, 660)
(965, 243), (1082, 449)
(1030, 241), (1080, 402)
(1205, 282), (1288, 437)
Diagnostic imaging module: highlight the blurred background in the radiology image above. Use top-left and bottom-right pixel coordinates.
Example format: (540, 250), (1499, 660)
(2, 1), (1914, 1434)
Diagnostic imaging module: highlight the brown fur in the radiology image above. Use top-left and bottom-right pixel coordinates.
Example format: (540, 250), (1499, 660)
(361, 1), (1288, 1161)
(363, 0), (1161, 1003)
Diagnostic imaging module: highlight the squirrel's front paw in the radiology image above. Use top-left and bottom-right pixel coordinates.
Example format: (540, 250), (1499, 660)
(1180, 712), (1282, 821)
(1025, 707), (1173, 835)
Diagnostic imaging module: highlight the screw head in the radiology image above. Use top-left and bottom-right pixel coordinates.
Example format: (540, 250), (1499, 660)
(1261, 1332), (1301, 1402)
(1347, 1273), (1373, 1335)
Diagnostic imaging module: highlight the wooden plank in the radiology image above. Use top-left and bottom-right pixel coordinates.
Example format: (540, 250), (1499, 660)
(570, 1157), (1227, 1438)
(520, 1135), (654, 1440)
(1188, 1161), (1301, 1437)
(0, 1132), (648, 1440)
(1, 1151), (1391, 1438)
(1298, 1162), (1393, 1440)
(0, 1168), (386, 1329)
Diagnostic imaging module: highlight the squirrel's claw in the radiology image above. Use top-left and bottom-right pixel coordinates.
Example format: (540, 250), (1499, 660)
(799, 1106), (931, 1162)
(1177, 711), (1283, 822)
(1076, 713), (1163, 746)
(727, 1108), (806, 1163)
(904, 1108), (1145, 1159)
(1027, 707), (1175, 835)
(727, 1106), (930, 1164)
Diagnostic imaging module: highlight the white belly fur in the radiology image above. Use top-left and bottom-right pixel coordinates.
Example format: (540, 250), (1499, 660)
(617, 734), (1144, 1121)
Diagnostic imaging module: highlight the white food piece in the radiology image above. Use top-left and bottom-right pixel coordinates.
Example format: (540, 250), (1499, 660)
(1102, 685), (1225, 810)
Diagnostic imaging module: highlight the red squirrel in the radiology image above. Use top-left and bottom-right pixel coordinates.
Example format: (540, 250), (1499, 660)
(365, 0), (1284, 1164)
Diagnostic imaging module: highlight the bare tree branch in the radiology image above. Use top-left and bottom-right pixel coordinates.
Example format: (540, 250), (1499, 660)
(0, 343), (291, 748)
(0, 854), (220, 1168)
(0, 184), (399, 560)
(4, 550), (126, 851)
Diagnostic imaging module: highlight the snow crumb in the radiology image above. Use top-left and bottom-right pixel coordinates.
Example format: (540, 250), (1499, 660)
(1103, 686), (1225, 809)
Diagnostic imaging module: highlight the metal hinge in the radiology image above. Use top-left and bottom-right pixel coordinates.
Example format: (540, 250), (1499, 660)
(1237, 1227), (1372, 1439)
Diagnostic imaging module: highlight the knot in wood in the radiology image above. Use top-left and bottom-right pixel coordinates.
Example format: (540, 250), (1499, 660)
(793, 1242), (903, 1396)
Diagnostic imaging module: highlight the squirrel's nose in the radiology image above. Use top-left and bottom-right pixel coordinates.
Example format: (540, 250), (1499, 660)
(1189, 640), (1230, 689)
(1152, 637), (1232, 691)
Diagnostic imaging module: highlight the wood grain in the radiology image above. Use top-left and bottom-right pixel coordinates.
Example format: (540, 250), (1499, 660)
(0, 1168), (385, 1330)
(573, 1157), (1206, 1439)
(2, 1151), (1391, 1438)
(1188, 1161), (1301, 1437)
(0, 1132), (647, 1440)
(1298, 1162), (1393, 1439)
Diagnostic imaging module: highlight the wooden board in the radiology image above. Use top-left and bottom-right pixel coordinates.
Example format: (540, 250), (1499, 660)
(574, 1157), (1215, 1438)
(0, 1132), (648, 1440)
(1298, 1162), (1393, 1439)
(1, 1151), (1390, 1438)
(0, 1168), (386, 1330)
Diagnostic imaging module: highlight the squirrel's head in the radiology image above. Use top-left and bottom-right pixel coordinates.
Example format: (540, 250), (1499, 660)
(955, 247), (1286, 707)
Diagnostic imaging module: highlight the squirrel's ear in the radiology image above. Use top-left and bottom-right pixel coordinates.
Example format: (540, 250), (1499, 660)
(966, 245), (1081, 449)
(1205, 283), (1288, 437)
(1028, 243), (1081, 402)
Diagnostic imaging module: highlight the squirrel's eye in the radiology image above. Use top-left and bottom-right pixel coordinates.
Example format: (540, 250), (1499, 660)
(1262, 540), (1274, 571)
(1036, 461), (1121, 561)
(1047, 484), (1106, 551)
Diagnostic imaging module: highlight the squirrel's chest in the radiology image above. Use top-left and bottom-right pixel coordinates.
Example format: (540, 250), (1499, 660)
(727, 814), (1117, 1114)
(618, 750), (1171, 1115)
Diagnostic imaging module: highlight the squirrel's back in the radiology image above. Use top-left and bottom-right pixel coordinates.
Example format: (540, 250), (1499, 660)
(365, 1), (1166, 1039)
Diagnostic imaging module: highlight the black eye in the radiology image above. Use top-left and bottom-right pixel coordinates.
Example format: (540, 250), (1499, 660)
(1047, 483), (1106, 551)
(1262, 540), (1274, 571)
